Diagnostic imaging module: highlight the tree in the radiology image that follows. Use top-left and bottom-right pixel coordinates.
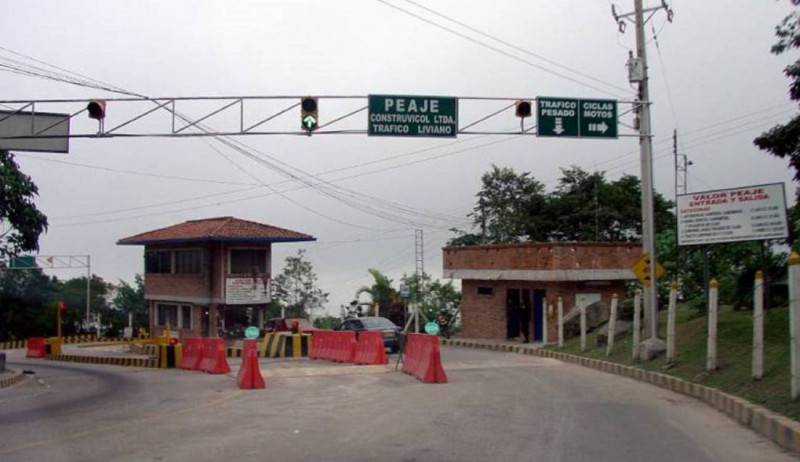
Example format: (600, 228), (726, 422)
(400, 271), (461, 326)
(271, 250), (329, 318)
(450, 165), (549, 245)
(0, 266), (58, 340)
(111, 274), (147, 332)
(355, 268), (397, 318)
(0, 151), (48, 258)
(448, 165), (674, 245)
(53, 275), (113, 335)
(755, 2), (800, 249)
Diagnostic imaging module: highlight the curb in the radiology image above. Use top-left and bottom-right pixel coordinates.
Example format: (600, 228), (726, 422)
(45, 354), (158, 368)
(441, 338), (800, 454)
(0, 370), (26, 389)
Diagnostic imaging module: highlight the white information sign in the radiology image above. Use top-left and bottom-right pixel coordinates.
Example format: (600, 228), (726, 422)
(0, 110), (70, 153)
(225, 277), (270, 305)
(677, 183), (789, 246)
(123, 327), (133, 339)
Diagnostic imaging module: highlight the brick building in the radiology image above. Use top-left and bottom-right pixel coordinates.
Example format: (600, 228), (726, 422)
(117, 217), (315, 339)
(443, 242), (642, 341)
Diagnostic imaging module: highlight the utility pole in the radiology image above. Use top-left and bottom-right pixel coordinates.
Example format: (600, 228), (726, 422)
(414, 229), (424, 332)
(613, 0), (673, 359)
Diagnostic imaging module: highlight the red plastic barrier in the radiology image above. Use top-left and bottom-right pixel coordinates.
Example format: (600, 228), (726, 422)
(332, 331), (357, 363)
(309, 330), (329, 360)
(201, 338), (230, 374)
(237, 340), (265, 389)
(26, 337), (46, 358)
(179, 338), (204, 371)
(402, 334), (447, 383)
(353, 331), (388, 365)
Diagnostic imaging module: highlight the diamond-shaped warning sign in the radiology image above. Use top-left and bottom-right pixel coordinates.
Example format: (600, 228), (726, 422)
(631, 253), (665, 287)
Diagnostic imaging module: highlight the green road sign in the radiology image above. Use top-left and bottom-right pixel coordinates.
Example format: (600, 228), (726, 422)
(245, 326), (259, 339)
(368, 95), (458, 138)
(9, 256), (35, 269)
(537, 97), (579, 137)
(302, 114), (318, 130)
(537, 97), (617, 139)
(424, 322), (440, 335)
(579, 99), (617, 138)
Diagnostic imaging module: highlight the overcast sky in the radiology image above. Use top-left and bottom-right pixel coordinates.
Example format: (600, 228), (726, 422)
(1, 0), (797, 315)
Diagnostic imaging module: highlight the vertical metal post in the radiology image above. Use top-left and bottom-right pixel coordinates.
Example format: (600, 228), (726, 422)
(606, 294), (618, 357)
(634, 0), (660, 342)
(542, 297), (548, 345)
(86, 255), (91, 329)
(580, 297), (587, 352)
(557, 297), (564, 348)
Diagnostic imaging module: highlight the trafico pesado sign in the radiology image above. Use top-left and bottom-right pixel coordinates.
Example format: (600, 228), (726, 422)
(225, 277), (270, 305)
(677, 183), (789, 246)
(368, 95), (458, 138)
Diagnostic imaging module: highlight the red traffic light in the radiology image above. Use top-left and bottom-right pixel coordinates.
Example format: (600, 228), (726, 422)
(87, 100), (106, 120)
(57, 301), (66, 311)
(515, 100), (532, 118)
(169, 337), (179, 346)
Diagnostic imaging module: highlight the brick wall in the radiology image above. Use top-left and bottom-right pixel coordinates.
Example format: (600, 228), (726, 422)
(460, 279), (627, 340)
(444, 242), (642, 272)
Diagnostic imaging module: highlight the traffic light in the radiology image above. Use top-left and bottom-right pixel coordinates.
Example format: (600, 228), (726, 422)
(300, 97), (318, 132)
(57, 301), (66, 312)
(87, 100), (106, 120)
(515, 100), (532, 118)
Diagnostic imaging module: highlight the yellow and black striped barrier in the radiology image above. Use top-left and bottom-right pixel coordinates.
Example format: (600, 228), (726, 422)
(0, 339), (28, 351)
(46, 354), (158, 368)
(158, 345), (183, 369)
(258, 332), (311, 359)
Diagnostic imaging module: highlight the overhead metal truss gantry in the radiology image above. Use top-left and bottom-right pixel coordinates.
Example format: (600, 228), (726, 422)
(0, 95), (643, 141)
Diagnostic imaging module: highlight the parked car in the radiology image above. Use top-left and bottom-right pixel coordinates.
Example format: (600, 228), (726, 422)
(264, 317), (318, 334)
(334, 316), (401, 353)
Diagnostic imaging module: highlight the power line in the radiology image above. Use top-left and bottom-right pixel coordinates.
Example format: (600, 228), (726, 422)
(400, 0), (631, 95)
(375, 0), (630, 99)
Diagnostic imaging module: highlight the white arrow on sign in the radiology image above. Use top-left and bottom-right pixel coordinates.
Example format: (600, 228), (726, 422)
(588, 121), (608, 134)
(554, 117), (564, 135)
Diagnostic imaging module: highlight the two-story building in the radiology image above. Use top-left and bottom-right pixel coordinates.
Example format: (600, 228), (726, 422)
(117, 216), (315, 339)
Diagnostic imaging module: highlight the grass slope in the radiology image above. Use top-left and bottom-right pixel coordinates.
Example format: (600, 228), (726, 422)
(549, 304), (799, 420)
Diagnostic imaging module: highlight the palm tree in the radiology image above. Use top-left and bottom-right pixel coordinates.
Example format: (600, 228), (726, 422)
(355, 269), (397, 317)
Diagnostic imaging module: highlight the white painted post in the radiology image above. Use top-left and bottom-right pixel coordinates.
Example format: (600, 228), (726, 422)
(707, 279), (719, 371)
(667, 281), (678, 362)
(753, 270), (764, 380)
(542, 298), (548, 345)
(606, 294), (618, 357)
(557, 297), (564, 348)
(633, 290), (642, 361)
(789, 253), (800, 399)
(580, 297), (587, 352)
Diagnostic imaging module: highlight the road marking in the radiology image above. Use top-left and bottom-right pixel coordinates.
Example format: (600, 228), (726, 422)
(0, 388), (244, 456)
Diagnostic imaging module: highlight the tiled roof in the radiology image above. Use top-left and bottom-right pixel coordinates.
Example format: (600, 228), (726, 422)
(117, 217), (315, 245)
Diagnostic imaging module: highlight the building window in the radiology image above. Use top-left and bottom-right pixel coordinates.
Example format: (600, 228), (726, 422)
(157, 304), (179, 327)
(477, 287), (494, 296)
(145, 251), (172, 274)
(175, 249), (202, 274)
(230, 249), (267, 274)
(180, 305), (192, 329)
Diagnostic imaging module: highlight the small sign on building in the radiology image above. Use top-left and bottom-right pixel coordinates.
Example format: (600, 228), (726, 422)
(225, 278), (270, 305)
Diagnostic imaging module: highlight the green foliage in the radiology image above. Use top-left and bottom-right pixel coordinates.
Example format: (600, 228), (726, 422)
(448, 165), (674, 245)
(755, 2), (800, 251)
(399, 271), (461, 325)
(53, 275), (113, 335)
(0, 151), (48, 258)
(355, 268), (397, 317)
(0, 268), (57, 340)
(313, 316), (341, 329)
(110, 274), (147, 335)
(271, 250), (329, 319)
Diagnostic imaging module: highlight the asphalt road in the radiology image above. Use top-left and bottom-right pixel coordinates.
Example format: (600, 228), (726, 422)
(0, 347), (795, 462)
